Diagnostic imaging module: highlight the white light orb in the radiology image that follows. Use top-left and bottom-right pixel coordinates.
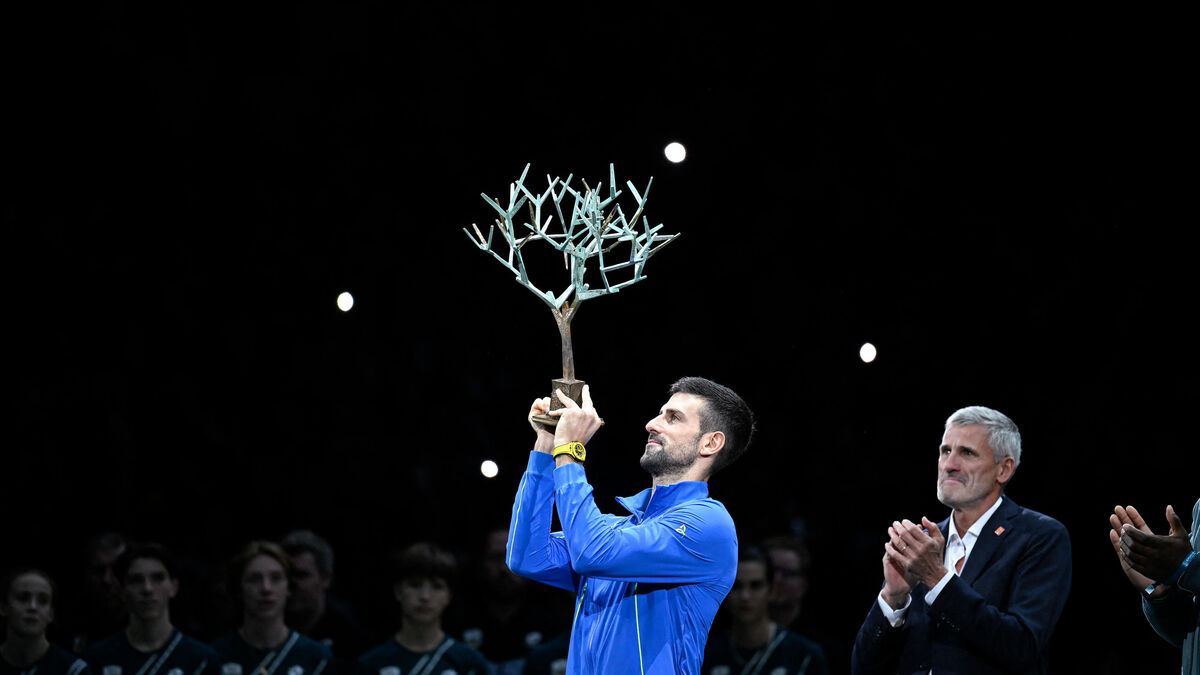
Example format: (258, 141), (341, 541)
(664, 142), (687, 163)
(337, 291), (354, 312)
(859, 342), (877, 363)
(480, 459), (499, 478)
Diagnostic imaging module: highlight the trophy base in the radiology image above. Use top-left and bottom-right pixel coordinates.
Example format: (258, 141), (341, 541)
(531, 378), (586, 429)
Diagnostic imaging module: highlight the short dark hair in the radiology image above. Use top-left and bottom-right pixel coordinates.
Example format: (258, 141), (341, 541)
(114, 543), (179, 583)
(391, 542), (457, 589)
(669, 376), (756, 475)
(737, 545), (775, 589)
(760, 534), (812, 578)
(280, 530), (334, 578)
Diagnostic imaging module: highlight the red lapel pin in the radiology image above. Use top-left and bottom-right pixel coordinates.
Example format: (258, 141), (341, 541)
(994, 526), (1005, 536)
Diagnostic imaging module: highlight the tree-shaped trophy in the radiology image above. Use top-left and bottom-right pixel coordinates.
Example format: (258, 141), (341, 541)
(464, 164), (678, 428)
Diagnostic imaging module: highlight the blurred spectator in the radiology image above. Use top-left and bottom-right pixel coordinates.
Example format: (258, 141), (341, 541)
(458, 526), (557, 674)
(210, 542), (331, 675)
(760, 533), (840, 663)
(83, 543), (218, 675)
(69, 533), (128, 653)
(357, 542), (488, 675)
(1, 568), (91, 675)
(760, 535), (810, 630)
(702, 546), (829, 675)
(279, 530), (369, 667)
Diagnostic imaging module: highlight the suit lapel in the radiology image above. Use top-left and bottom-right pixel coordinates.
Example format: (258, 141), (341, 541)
(959, 497), (1021, 585)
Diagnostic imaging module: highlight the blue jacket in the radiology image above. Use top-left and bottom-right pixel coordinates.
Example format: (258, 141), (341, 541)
(851, 497), (1071, 675)
(507, 451), (737, 674)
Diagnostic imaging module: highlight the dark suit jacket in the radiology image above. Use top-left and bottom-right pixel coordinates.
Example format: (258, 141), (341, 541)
(851, 497), (1071, 675)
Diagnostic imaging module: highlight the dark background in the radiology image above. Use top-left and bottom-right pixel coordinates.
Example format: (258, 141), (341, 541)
(7, 3), (1194, 673)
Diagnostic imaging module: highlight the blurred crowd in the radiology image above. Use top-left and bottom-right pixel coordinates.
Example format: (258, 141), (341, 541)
(1, 528), (831, 675)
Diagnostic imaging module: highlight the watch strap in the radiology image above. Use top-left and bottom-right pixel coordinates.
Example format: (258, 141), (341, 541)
(553, 442), (586, 461)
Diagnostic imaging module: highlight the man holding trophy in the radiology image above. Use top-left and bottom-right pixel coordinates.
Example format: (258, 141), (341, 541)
(506, 377), (755, 674)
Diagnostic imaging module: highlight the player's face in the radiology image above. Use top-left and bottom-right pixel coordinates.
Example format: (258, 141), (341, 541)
(728, 560), (770, 625)
(1, 573), (55, 638)
(122, 558), (177, 621)
(241, 555), (289, 621)
(936, 424), (1011, 510)
(285, 551), (327, 617)
(394, 576), (451, 627)
(642, 393), (706, 476)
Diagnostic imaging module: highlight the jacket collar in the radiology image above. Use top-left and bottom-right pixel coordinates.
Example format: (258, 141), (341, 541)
(616, 481), (710, 523)
(939, 496), (1022, 584)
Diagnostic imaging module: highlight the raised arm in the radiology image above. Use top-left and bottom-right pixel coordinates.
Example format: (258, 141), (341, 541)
(547, 385), (736, 583)
(505, 396), (578, 592)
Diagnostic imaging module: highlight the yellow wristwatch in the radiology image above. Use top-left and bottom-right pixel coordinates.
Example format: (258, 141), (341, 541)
(553, 442), (586, 462)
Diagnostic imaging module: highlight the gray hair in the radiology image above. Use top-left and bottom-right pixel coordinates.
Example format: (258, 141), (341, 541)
(945, 406), (1021, 468)
(279, 529), (334, 577)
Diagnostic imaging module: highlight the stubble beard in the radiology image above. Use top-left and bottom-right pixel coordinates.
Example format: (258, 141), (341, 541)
(640, 433), (700, 480)
(936, 474), (984, 510)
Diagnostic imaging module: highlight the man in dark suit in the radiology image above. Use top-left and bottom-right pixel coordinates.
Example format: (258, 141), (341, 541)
(851, 406), (1071, 675)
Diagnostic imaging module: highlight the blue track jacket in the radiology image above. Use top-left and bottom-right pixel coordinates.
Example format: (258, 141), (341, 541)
(507, 451), (737, 674)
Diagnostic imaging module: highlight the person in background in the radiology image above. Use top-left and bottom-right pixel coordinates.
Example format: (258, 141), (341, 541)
(459, 526), (557, 674)
(83, 543), (218, 675)
(357, 542), (488, 675)
(279, 530), (368, 669)
(210, 542), (331, 675)
(70, 533), (128, 653)
(702, 546), (829, 675)
(1, 568), (90, 675)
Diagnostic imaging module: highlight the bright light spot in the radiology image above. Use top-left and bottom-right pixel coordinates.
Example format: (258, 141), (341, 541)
(664, 142), (687, 163)
(859, 342), (877, 363)
(481, 460), (499, 478)
(337, 291), (354, 312)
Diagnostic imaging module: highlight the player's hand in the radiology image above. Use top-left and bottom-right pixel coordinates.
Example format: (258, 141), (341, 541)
(551, 385), (603, 448)
(529, 396), (556, 453)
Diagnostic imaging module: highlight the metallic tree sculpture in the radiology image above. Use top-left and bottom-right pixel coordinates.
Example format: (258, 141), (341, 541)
(464, 164), (678, 426)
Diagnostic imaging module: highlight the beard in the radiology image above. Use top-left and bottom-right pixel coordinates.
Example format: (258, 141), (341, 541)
(640, 433), (700, 478)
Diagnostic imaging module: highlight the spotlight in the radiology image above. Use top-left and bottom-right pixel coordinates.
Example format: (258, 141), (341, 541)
(859, 342), (877, 363)
(337, 291), (354, 312)
(664, 142), (687, 163)
(481, 460), (499, 478)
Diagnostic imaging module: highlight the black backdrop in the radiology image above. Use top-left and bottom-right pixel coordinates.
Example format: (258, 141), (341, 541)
(8, 3), (1194, 673)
